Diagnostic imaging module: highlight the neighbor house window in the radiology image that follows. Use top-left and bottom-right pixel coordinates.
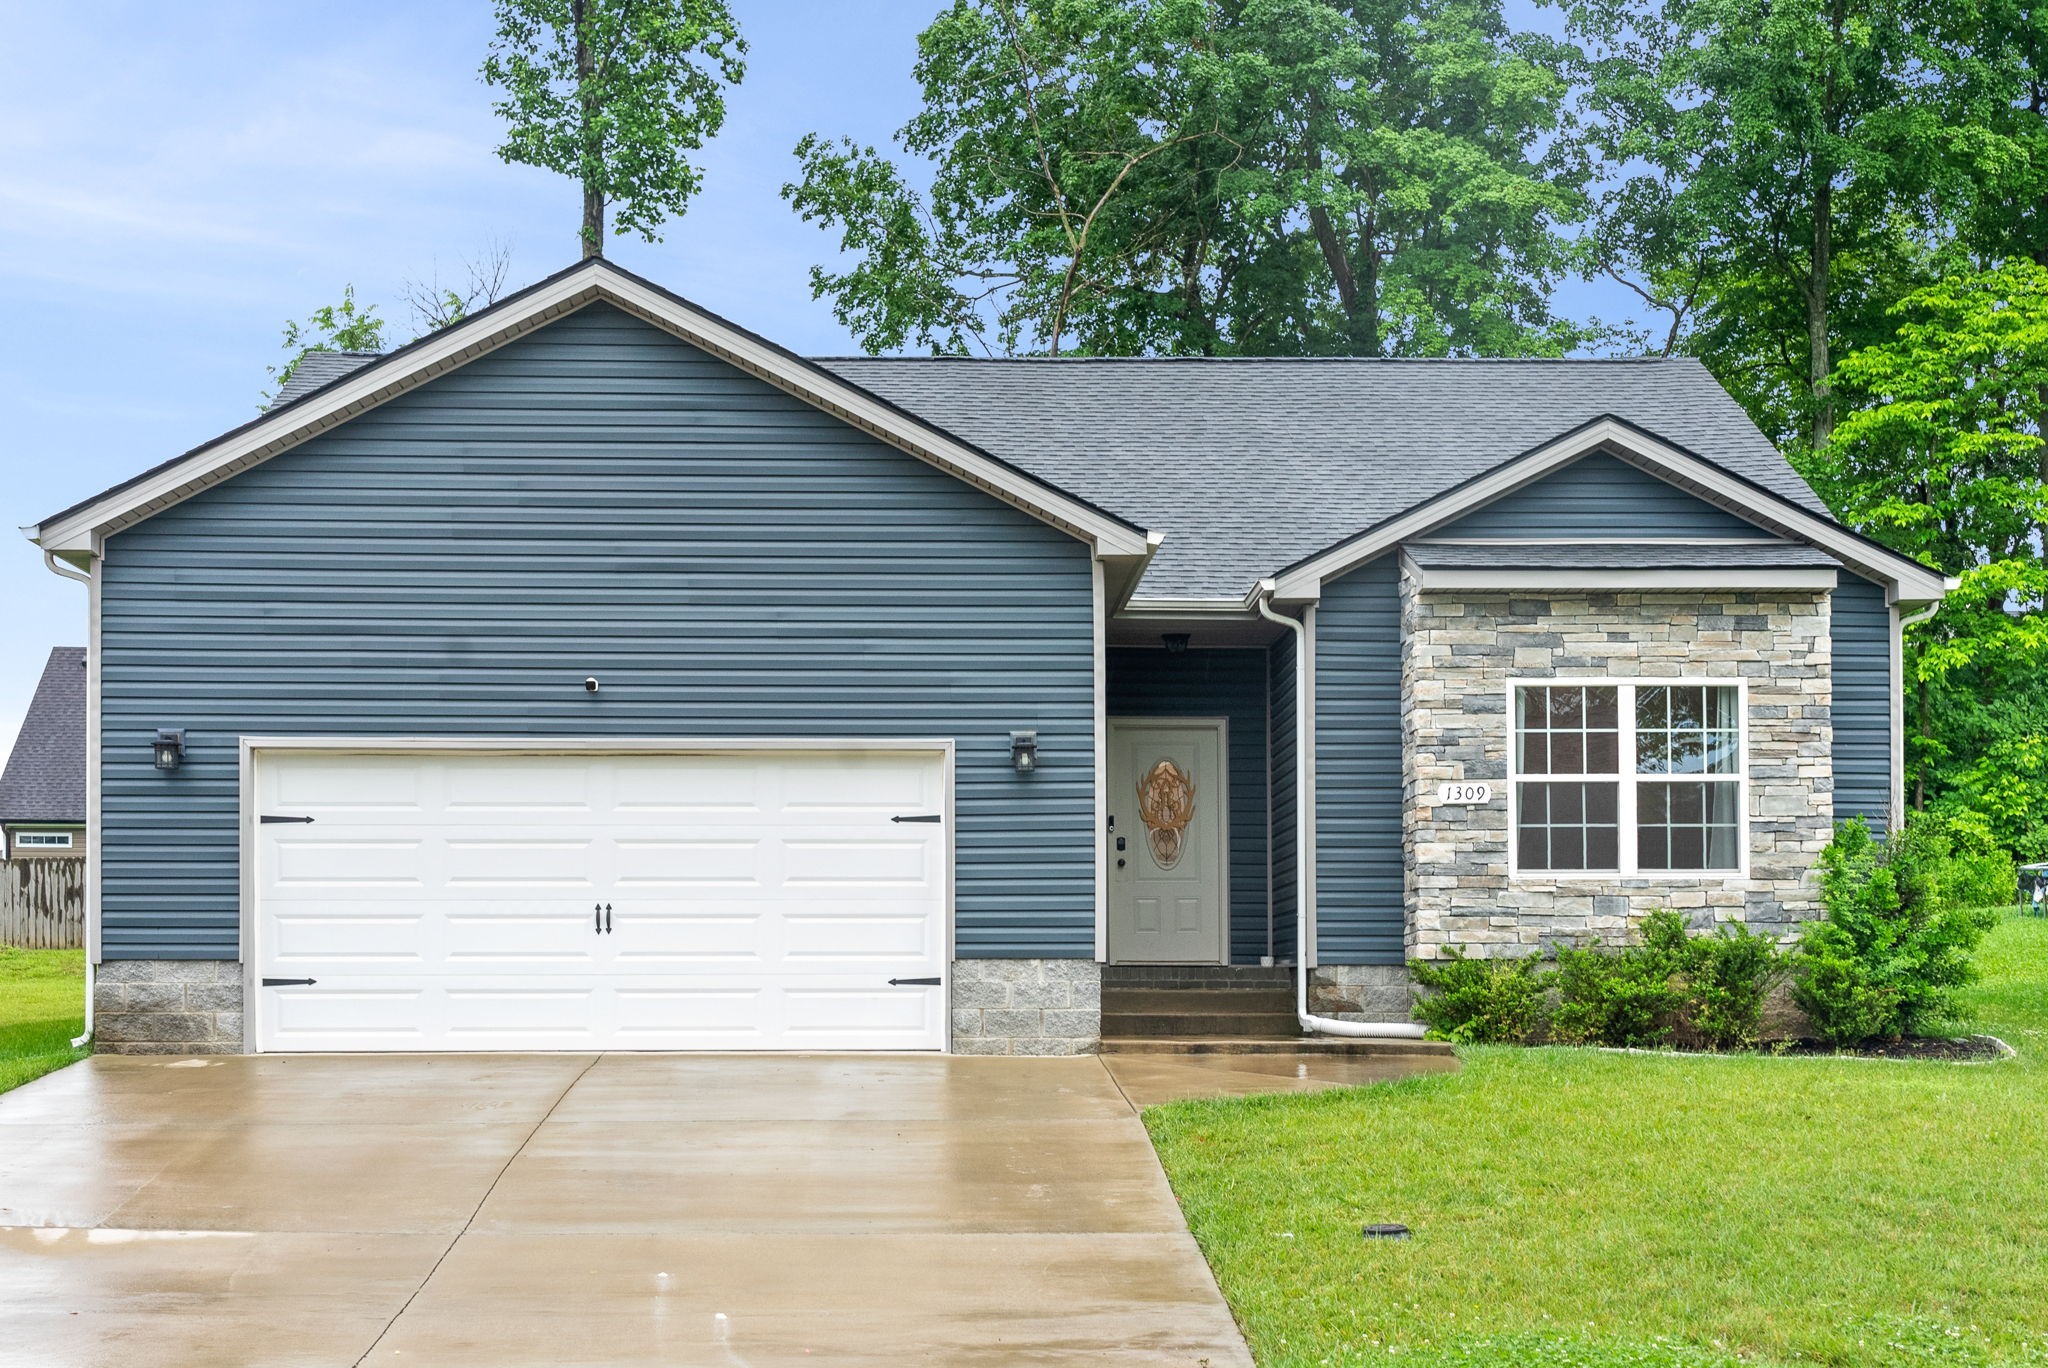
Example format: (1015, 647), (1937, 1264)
(1512, 681), (1744, 875)
(13, 832), (73, 849)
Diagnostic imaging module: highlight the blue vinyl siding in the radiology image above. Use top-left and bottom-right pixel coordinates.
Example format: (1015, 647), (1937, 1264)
(98, 303), (1096, 960)
(1268, 629), (1298, 963)
(1108, 647), (1271, 963)
(1831, 573), (1894, 829)
(1442, 451), (1779, 540)
(1314, 555), (1405, 964)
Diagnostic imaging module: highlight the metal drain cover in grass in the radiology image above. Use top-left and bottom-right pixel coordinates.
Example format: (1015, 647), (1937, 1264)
(1361, 1223), (1411, 1240)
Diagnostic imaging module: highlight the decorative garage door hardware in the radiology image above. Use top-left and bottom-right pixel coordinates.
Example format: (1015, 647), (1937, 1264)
(259, 814), (315, 824)
(888, 977), (942, 986)
(594, 903), (612, 934)
(890, 813), (942, 823)
(261, 978), (317, 987)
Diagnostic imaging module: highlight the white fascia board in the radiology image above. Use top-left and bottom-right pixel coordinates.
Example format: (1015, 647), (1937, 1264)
(34, 260), (1150, 560)
(1271, 418), (1952, 606)
(1406, 564), (1841, 593)
(1120, 595), (1262, 618)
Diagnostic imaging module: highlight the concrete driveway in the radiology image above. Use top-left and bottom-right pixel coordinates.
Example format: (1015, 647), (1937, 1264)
(0, 1053), (1259, 1366)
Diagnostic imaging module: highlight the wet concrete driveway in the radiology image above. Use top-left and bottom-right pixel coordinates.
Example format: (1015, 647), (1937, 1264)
(0, 1050), (1455, 1365)
(0, 1053), (1281, 1367)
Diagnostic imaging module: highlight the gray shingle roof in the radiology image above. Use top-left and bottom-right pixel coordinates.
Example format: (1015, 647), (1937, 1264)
(0, 647), (86, 825)
(1404, 541), (1841, 569)
(210, 346), (1827, 600)
(818, 356), (1825, 598)
(272, 350), (383, 408)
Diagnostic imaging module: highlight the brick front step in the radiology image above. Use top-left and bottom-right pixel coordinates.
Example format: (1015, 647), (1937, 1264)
(1099, 1035), (1455, 1058)
(1101, 988), (1297, 1015)
(1102, 1011), (1305, 1039)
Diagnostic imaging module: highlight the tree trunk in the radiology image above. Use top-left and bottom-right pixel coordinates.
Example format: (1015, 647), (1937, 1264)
(574, 0), (603, 259)
(1807, 181), (1833, 450)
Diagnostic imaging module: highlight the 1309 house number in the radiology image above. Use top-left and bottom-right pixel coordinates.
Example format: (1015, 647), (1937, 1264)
(1437, 782), (1493, 804)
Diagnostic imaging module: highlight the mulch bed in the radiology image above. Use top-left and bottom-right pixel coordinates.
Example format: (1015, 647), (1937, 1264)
(1772, 1034), (2012, 1062)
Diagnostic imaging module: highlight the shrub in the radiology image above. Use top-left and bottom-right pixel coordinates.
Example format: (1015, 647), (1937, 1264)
(1551, 912), (1784, 1050)
(1409, 949), (1552, 1043)
(1792, 816), (1999, 1045)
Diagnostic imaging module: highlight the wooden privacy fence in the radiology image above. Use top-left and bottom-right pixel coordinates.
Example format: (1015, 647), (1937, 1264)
(2, 857), (84, 949)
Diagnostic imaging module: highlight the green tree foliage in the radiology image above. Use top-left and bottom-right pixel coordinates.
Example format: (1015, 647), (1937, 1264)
(1562, 0), (1946, 450)
(784, 0), (1584, 357)
(1805, 263), (2048, 852)
(1793, 816), (1999, 1043)
(483, 0), (746, 258)
(264, 286), (386, 409)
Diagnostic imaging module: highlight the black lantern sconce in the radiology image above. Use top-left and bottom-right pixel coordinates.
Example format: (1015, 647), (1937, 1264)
(1009, 730), (1038, 774)
(1161, 632), (1191, 654)
(152, 729), (186, 772)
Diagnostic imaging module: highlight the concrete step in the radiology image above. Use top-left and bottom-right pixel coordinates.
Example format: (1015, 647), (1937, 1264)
(1100, 988), (1296, 1015)
(1100, 1035), (1454, 1058)
(1100, 1011), (1306, 1038)
(1102, 965), (1296, 990)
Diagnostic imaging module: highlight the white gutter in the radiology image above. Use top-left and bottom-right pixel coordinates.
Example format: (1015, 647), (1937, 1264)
(1254, 583), (1427, 1040)
(38, 549), (95, 1050)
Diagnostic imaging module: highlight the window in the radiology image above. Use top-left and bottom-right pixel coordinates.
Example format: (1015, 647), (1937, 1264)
(13, 832), (73, 849)
(1512, 681), (1744, 875)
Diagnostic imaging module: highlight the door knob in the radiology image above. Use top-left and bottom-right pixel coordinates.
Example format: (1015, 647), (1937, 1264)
(1116, 858), (1126, 869)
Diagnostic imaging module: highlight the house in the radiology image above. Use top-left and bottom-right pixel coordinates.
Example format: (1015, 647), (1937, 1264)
(0, 646), (87, 859)
(25, 258), (1950, 1056)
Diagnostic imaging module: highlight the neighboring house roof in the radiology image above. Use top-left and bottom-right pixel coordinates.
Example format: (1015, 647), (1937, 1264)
(0, 647), (86, 825)
(26, 256), (1950, 606)
(272, 351), (382, 408)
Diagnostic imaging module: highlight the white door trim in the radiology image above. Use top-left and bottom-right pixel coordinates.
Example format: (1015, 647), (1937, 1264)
(238, 736), (957, 1054)
(1106, 716), (1231, 967)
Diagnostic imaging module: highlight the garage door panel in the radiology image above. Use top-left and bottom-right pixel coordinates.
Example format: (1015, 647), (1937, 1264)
(255, 748), (948, 1052)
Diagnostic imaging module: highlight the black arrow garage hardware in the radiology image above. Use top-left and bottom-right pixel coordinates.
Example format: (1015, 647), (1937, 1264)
(260, 815), (316, 824)
(261, 978), (317, 987)
(887, 977), (942, 986)
(890, 814), (942, 823)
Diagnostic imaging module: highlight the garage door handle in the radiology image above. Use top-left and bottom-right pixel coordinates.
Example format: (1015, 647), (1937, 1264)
(262, 978), (317, 987)
(891, 814), (942, 823)
(888, 977), (941, 987)
(604, 903), (612, 934)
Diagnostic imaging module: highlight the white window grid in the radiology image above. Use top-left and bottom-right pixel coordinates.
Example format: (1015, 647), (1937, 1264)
(1505, 678), (1748, 879)
(12, 832), (74, 849)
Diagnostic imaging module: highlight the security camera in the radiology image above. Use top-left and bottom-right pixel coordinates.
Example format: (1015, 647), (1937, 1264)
(584, 677), (600, 693)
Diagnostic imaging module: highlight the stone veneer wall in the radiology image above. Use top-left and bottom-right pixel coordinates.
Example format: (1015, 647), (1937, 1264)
(93, 961), (244, 1054)
(949, 959), (1101, 1055)
(1401, 580), (1833, 958)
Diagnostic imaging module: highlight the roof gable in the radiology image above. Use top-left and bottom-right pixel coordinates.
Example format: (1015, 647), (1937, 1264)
(1431, 450), (1781, 542)
(29, 259), (1151, 563)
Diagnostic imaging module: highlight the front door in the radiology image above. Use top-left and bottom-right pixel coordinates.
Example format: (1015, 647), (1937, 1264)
(1107, 718), (1227, 964)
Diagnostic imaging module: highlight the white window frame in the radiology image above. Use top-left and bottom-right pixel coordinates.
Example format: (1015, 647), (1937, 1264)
(1506, 677), (1749, 880)
(12, 831), (75, 849)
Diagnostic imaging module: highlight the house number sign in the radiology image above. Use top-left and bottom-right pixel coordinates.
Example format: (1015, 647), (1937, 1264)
(1437, 782), (1493, 804)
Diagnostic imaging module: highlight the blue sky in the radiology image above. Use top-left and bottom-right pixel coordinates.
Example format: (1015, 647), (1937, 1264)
(0, 0), (1625, 755)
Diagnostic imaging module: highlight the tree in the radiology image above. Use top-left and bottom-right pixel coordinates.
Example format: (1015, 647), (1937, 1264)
(1924, 0), (2048, 266)
(785, 0), (1585, 358)
(1802, 262), (2048, 851)
(1563, 0), (1946, 450)
(483, 0), (746, 258)
(402, 241), (515, 335)
(263, 286), (386, 408)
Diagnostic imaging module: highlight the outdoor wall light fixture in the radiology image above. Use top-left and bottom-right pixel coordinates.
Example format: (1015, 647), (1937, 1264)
(1010, 731), (1039, 774)
(584, 677), (601, 694)
(1161, 633), (1191, 654)
(152, 729), (186, 772)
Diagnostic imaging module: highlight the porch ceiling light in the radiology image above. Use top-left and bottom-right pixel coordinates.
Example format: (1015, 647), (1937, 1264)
(152, 728), (186, 772)
(1010, 730), (1038, 774)
(1161, 632), (1191, 653)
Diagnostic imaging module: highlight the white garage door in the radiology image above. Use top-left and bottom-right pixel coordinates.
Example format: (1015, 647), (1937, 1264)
(252, 747), (949, 1052)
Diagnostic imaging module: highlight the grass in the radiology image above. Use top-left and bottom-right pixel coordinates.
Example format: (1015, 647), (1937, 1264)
(0, 946), (90, 1094)
(1145, 912), (2048, 1368)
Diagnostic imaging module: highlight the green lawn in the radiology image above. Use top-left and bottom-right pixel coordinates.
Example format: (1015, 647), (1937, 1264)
(0, 947), (90, 1094)
(1146, 913), (2048, 1368)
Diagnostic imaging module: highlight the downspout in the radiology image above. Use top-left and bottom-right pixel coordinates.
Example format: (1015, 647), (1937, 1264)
(40, 549), (95, 1049)
(1255, 584), (1426, 1040)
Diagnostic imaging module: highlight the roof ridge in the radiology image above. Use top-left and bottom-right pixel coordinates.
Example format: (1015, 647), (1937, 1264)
(811, 354), (1690, 364)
